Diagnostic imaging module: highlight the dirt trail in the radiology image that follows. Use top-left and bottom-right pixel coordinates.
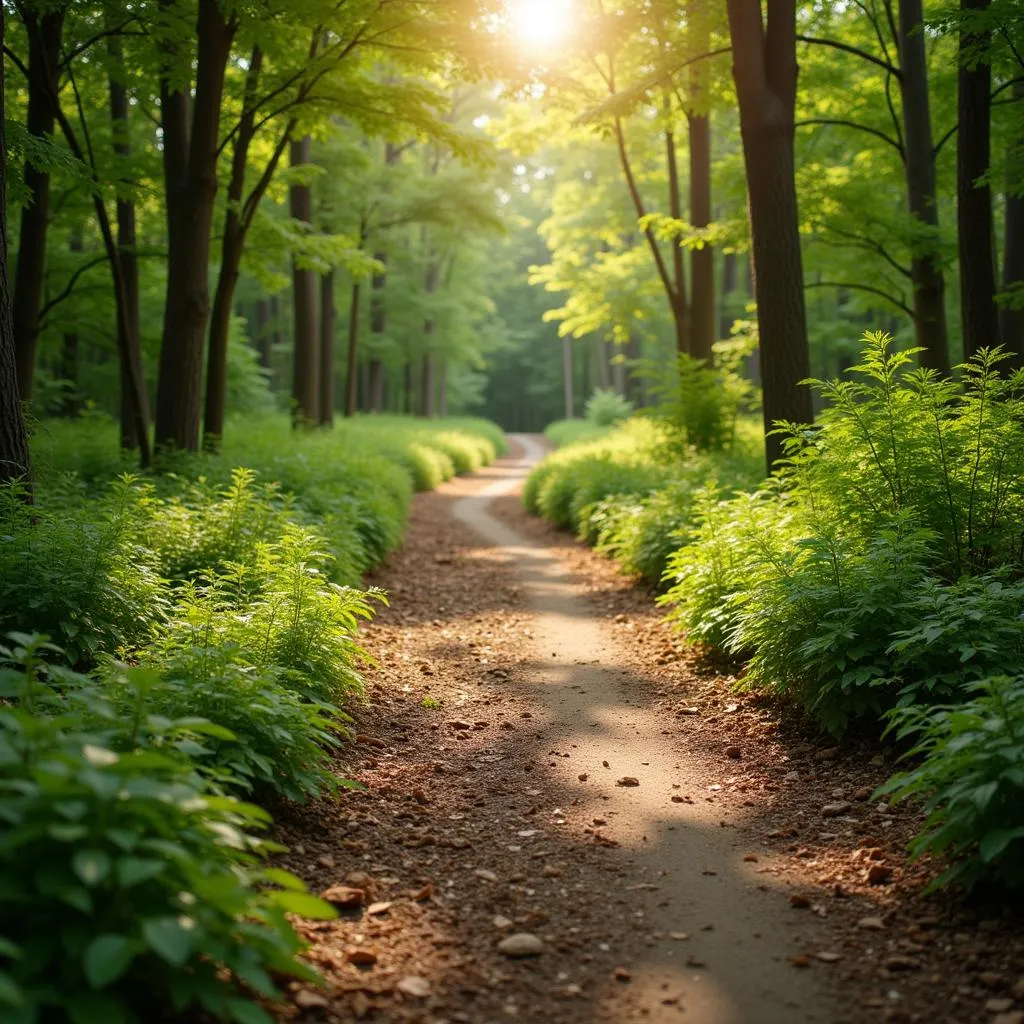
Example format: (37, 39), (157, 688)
(450, 435), (832, 1023)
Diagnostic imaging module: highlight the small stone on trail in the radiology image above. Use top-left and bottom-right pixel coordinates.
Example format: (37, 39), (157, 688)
(542, 864), (563, 877)
(614, 967), (632, 982)
(743, 854), (759, 862)
(669, 932), (689, 941)
(320, 885), (365, 908)
(449, 720), (472, 730)
(789, 894), (811, 909)
(724, 744), (742, 759)
(790, 955), (812, 969)
(858, 916), (886, 930)
(884, 955), (921, 972)
(815, 951), (842, 963)
(474, 868), (498, 882)
(867, 863), (893, 884)
(602, 760), (610, 768)
(347, 947), (379, 966)
(578, 773), (589, 781)
(317, 854), (335, 868)
(498, 933), (545, 957)
(822, 802), (851, 817)
(616, 776), (640, 787)
(493, 914), (513, 930)
(294, 989), (330, 1010)
(987, 999), (1015, 1014)
(992, 1013), (1024, 1024)
(671, 795), (685, 803)
(853, 785), (874, 801)
(396, 976), (431, 999)
(366, 901), (392, 916)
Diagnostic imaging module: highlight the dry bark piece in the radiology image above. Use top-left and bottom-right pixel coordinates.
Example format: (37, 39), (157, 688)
(320, 885), (365, 908)
(821, 802), (851, 817)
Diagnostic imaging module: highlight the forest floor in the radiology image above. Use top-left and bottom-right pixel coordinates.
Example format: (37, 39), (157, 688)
(270, 437), (1024, 1024)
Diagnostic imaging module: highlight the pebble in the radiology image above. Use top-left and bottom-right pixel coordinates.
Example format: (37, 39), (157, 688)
(320, 885), (365, 908)
(992, 1015), (1024, 1024)
(822, 802), (851, 817)
(347, 947), (379, 966)
(858, 916), (886, 930)
(614, 967), (632, 982)
(396, 976), (431, 999)
(790, 955), (811, 968)
(294, 989), (330, 1009)
(867, 863), (893, 884)
(493, 915), (513, 930)
(724, 744), (742, 759)
(853, 785), (874, 801)
(317, 854), (336, 868)
(498, 933), (545, 957)
(987, 999), (1014, 1013)
(616, 777), (640, 787)
(474, 868), (498, 882)
(884, 955), (920, 971)
(789, 894), (811, 909)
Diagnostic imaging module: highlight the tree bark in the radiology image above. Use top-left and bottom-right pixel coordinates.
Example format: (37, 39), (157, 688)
(289, 135), (319, 425)
(12, 5), (65, 401)
(108, 27), (147, 451)
(562, 336), (574, 419)
(58, 231), (82, 417)
(719, 250), (737, 338)
(957, 0), (1000, 359)
(367, 249), (388, 412)
(419, 354), (435, 417)
(319, 269), (335, 425)
(438, 358), (448, 417)
(255, 298), (271, 368)
(154, 0), (236, 452)
(664, 102), (690, 355)
(688, 111), (715, 362)
(0, 6), (31, 490)
(403, 360), (414, 414)
(727, 0), (813, 469)
(345, 281), (360, 416)
(368, 358), (384, 412)
(898, 0), (950, 373)
(1000, 79), (1024, 366)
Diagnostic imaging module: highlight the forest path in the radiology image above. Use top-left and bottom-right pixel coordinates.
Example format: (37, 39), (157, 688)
(447, 436), (833, 1023)
(277, 439), (911, 1024)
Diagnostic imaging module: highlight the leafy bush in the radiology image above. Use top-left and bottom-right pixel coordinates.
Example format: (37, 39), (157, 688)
(543, 418), (610, 448)
(0, 637), (334, 1024)
(661, 334), (1024, 734)
(879, 675), (1024, 891)
(584, 388), (633, 427)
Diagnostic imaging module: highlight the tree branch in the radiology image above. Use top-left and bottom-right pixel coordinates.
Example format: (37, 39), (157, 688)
(805, 279), (913, 317)
(796, 34), (902, 78)
(795, 117), (904, 157)
(38, 254), (110, 322)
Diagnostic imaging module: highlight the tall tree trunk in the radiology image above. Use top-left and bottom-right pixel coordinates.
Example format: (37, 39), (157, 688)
(719, 250), (737, 338)
(727, 0), (813, 469)
(154, 0), (236, 452)
(12, 6), (65, 400)
(108, 29), (147, 451)
(345, 281), (360, 417)
(664, 100), (690, 355)
(689, 112), (715, 362)
(1000, 79), (1024, 365)
(255, 298), (271, 368)
(898, 0), (950, 372)
(0, 7), (31, 490)
(403, 361), (414, 414)
(438, 358), (448, 417)
(562, 336), (575, 419)
(957, 0), (1000, 359)
(367, 248), (388, 412)
(419, 354), (435, 417)
(289, 135), (319, 425)
(368, 359), (384, 412)
(58, 231), (82, 417)
(319, 269), (335, 425)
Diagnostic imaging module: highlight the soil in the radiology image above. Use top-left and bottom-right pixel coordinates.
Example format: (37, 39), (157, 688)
(271, 437), (1024, 1024)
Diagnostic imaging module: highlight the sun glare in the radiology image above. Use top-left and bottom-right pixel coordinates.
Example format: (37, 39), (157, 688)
(509, 0), (573, 52)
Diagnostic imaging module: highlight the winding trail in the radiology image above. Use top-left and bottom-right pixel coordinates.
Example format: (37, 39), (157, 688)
(449, 436), (834, 1023)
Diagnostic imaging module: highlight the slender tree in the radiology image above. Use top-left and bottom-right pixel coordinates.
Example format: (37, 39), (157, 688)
(727, 0), (813, 468)
(319, 270), (336, 425)
(1000, 79), (1024, 363)
(290, 135), (319, 425)
(0, 5), (32, 489)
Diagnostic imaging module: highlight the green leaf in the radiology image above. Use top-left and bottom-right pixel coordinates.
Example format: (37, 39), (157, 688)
(116, 857), (166, 887)
(67, 992), (130, 1024)
(978, 827), (1024, 863)
(141, 917), (193, 966)
(72, 850), (112, 887)
(226, 998), (275, 1024)
(83, 935), (136, 989)
(261, 868), (306, 891)
(266, 891), (338, 920)
(0, 970), (25, 1007)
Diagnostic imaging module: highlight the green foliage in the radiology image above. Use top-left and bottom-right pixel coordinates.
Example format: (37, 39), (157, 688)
(584, 388), (633, 427)
(543, 419), (609, 447)
(662, 334), (1024, 735)
(879, 676), (1024, 891)
(0, 636), (335, 1024)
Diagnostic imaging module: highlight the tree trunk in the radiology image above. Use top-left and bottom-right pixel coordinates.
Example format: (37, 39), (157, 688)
(688, 111), (715, 362)
(255, 298), (271, 368)
(664, 105), (690, 355)
(0, 7), (31, 490)
(368, 359), (384, 412)
(999, 79), (1024, 366)
(419, 353), (435, 417)
(562, 336), (574, 419)
(204, 45), (262, 449)
(154, 0), (236, 452)
(108, 29), (147, 451)
(345, 281), (360, 417)
(727, 0), (813, 469)
(289, 135), (319, 425)
(438, 358), (448, 417)
(957, 0), (1000, 359)
(898, 0), (950, 373)
(319, 270), (335, 425)
(403, 361), (414, 414)
(12, 6), (64, 401)
(719, 250), (737, 338)
(58, 231), (82, 417)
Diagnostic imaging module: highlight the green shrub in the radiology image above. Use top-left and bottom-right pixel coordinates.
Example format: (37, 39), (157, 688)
(543, 419), (610, 448)
(879, 675), (1024, 890)
(584, 388), (633, 427)
(0, 637), (334, 1024)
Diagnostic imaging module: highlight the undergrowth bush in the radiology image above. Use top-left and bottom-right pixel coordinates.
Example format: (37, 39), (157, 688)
(543, 418), (609, 448)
